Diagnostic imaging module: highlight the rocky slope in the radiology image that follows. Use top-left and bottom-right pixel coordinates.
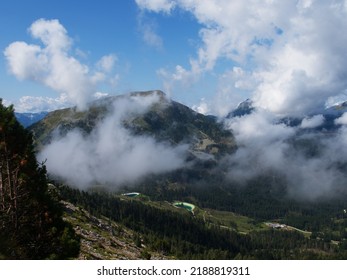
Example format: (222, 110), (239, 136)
(62, 200), (168, 260)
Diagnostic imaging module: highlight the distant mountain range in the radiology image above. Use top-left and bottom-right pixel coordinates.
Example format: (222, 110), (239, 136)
(15, 111), (48, 128)
(16, 94), (347, 131)
(227, 98), (347, 131)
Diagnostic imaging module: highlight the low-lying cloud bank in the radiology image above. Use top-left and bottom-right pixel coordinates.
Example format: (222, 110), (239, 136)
(224, 110), (347, 200)
(38, 94), (188, 188)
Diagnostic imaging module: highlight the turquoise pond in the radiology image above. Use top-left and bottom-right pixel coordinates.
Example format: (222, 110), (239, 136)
(173, 202), (195, 211)
(122, 192), (140, 197)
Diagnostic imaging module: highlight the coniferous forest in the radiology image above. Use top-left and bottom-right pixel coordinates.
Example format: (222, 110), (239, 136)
(0, 100), (79, 259)
(58, 185), (347, 260)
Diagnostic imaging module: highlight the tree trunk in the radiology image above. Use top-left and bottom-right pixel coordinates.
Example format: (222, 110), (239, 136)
(0, 164), (4, 211)
(4, 141), (18, 231)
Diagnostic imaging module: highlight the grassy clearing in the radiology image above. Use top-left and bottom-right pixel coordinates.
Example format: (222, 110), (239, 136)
(196, 208), (267, 233)
(285, 225), (312, 238)
(116, 193), (267, 234)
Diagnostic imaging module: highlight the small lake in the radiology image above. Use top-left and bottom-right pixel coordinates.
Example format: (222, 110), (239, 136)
(173, 202), (195, 212)
(122, 192), (140, 197)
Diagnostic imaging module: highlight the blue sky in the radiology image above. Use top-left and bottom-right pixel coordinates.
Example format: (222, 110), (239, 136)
(1, 0), (347, 115)
(0, 0), (204, 111)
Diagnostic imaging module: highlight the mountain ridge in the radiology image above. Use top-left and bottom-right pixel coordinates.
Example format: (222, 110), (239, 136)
(30, 90), (236, 157)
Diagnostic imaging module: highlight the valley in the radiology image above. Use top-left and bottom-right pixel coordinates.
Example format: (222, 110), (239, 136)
(30, 91), (347, 259)
(56, 182), (347, 259)
(3, 91), (347, 259)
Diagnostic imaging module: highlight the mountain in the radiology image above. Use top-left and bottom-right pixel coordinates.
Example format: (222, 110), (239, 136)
(15, 111), (48, 128)
(227, 98), (347, 131)
(30, 90), (236, 157)
(226, 98), (254, 118)
(322, 101), (347, 117)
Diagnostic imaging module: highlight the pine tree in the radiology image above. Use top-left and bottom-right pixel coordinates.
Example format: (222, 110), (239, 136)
(0, 99), (79, 259)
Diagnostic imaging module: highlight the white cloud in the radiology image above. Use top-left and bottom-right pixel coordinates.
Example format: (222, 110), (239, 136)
(226, 110), (295, 145)
(137, 13), (164, 50)
(142, 23), (163, 50)
(13, 91), (112, 113)
(96, 54), (117, 73)
(38, 93), (188, 188)
(14, 94), (72, 113)
(224, 109), (347, 200)
(2, 99), (12, 108)
(208, 67), (259, 117)
(4, 42), (46, 80)
(335, 112), (347, 125)
(135, 0), (175, 13)
(4, 19), (117, 111)
(94, 92), (110, 99)
(224, 110), (295, 185)
(137, 0), (347, 117)
(157, 59), (201, 95)
(192, 98), (209, 115)
(300, 115), (325, 129)
(30, 18), (71, 51)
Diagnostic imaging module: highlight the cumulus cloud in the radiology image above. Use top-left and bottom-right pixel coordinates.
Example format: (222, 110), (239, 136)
(157, 59), (201, 95)
(38, 93), (188, 188)
(4, 19), (117, 111)
(137, 0), (347, 117)
(192, 98), (210, 115)
(11, 92), (111, 113)
(14, 94), (72, 113)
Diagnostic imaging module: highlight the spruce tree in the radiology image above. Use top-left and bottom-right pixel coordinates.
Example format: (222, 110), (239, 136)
(0, 99), (79, 259)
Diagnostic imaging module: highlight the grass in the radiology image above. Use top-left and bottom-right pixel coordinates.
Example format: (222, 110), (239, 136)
(195, 208), (267, 233)
(285, 225), (312, 238)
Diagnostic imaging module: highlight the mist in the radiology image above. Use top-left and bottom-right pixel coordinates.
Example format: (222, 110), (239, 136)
(38, 93), (188, 189)
(224, 109), (347, 200)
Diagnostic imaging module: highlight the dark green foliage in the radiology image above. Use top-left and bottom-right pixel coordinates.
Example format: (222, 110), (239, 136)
(59, 185), (340, 259)
(0, 100), (80, 259)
